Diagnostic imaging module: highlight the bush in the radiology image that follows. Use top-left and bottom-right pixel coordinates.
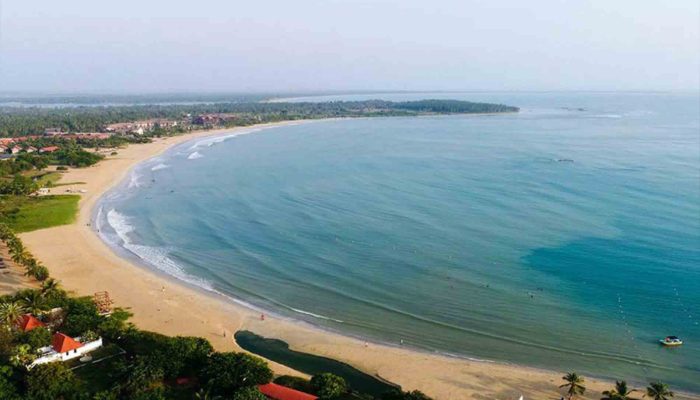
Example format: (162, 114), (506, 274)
(232, 386), (267, 400)
(381, 390), (433, 400)
(31, 265), (49, 281)
(311, 373), (348, 399)
(20, 327), (51, 350)
(61, 297), (102, 337)
(202, 352), (273, 395)
(274, 375), (314, 393)
(0, 365), (19, 400)
(25, 363), (80, 400)
(97, 308), (133, 340)
(56, 166), (68, 171)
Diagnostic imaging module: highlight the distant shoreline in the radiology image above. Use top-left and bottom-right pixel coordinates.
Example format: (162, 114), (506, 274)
(18, 117), (700, 400)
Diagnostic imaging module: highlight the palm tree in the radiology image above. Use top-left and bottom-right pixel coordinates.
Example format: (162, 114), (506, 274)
(601, 380), (639, 400)
(18, 290), (45, 315)
(560, 372), (586, 399)
(194, 388), (222, 400)
(0, 301), (27, 327)
(646, 382), (674, 400)
(40, 278), (60, 296)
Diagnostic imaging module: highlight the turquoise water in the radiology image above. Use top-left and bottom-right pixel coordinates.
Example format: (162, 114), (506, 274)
(97, 92), (700, 391)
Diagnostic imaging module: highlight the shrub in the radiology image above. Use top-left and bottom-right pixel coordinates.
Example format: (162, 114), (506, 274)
(25, 363), (80, 400)
(232, 386), (267, 400)
(21, 326), (51, 350)
(31, 265), (49, 281)
(311, 373), (348, 399)
(202, 352), (273, 395)
(61, 296), (102, 336)
(274, 375), (314, 393)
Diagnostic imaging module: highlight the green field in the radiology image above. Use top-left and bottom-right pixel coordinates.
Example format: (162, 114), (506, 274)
(0, 194), (80, 232)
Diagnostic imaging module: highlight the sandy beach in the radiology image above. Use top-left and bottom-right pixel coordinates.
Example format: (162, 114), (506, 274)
(18, 122), (700, 400)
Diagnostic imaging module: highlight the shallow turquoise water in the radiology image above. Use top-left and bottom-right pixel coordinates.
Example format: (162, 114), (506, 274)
(97, 92), (700, 391)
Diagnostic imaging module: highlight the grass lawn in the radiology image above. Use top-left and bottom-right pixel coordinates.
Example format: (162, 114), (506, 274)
(0, 195), (80, 232)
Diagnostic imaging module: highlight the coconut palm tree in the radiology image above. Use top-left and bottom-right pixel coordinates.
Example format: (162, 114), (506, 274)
(194, 388), (221, 400)
(40, 278), (60, 296)
(560, 372), (586, 399)
(0, 301), (27, 327)
(646, 382), (674, 400)
(601, 381), (639, 400)
(18, 290), (45, 315)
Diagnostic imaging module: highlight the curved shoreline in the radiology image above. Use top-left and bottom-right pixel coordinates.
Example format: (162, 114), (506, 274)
(18, 120), (700, 400)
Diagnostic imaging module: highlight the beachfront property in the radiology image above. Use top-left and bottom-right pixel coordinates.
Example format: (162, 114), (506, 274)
(105, 118), (179, 135)
(39, 146), (60, 153)
(193, 113), (237, 126)
(28, 332), (103, 369)
(258, 383), (318, 400)
(18, 314), (45, 332)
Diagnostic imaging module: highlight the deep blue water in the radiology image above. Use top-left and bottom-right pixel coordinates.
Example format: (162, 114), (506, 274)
(97, 92), (700, 391)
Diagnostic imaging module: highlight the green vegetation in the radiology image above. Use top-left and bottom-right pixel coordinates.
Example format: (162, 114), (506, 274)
(646, 382), (674, 400)
(0, 99), (518, 137)
(560, 372), (586, 399)
(0, 224), (50, 280)
(234, 330), (398, 396)
(0, 195), (79, 232)
(311, 373), (348, 399)
(601, 381), (639, 400)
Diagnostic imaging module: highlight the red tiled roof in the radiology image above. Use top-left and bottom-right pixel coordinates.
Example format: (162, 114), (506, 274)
(18, 314), (45, 332)
(51, 332), (83, 353)
(40, 146), (59, 152)
(258, 383), (318, 400)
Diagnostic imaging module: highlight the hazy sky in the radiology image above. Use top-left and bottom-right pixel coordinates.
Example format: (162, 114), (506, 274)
(0, 0), (698, 93)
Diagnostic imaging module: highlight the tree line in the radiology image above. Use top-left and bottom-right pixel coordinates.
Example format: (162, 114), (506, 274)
(0, 100), (518, 137)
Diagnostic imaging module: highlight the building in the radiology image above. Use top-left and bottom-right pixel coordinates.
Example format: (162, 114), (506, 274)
(25, 146), (37, 153)
(39, 146), (60, 153)
(258, 383), (318, 400)
(28, 332), (103, 369)
(44, 128), (65, 136)
(10, 146), (22, 154)
(18, 314), (45, 332)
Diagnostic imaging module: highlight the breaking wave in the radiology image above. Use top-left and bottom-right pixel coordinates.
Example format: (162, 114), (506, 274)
(105, 209), (213, 291)
(188, 151), (204, 160)
(151, 163), (169, 171)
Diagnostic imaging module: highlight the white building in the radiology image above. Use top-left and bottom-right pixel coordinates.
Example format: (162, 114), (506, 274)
(29, 332), (102, 369)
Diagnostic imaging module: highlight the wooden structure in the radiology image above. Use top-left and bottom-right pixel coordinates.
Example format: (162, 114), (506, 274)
(93, 291), (114, 315)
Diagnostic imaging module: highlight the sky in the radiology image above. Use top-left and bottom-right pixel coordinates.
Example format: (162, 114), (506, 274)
(0, 0), (698, 93)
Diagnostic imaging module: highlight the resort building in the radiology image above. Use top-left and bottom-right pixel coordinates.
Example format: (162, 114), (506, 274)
(258, 383), (318, 400)
(39, 146), (60, 153)
(17, 314), (45, 332)
(28, 332), (103, 369)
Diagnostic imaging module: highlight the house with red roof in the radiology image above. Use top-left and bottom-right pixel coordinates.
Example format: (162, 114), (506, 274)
(39, 146), (60, 153)
(258, 383), (318, 400)
(17, 314), (45, 332)
(28, 332), (102, 369)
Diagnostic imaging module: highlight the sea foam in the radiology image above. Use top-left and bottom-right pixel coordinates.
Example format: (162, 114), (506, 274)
(106, 209), (213, 291)
(151, 163), (169, 171)
(188, 151), (204, 160)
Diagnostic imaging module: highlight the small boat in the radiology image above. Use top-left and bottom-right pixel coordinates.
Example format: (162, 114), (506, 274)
(659, 336), (683, 346)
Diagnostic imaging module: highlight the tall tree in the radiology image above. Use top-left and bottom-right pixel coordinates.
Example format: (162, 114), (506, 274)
(0, 301), (27, 327)
(646, 382), (674, 400)
(601, 381), (639, 400)
(559, 372), (586, 399)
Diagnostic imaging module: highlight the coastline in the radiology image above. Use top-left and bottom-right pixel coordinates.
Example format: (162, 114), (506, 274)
(18, 120), (699, 400)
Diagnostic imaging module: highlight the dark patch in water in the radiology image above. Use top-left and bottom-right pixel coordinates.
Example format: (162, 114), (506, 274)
(235, 330), (399, 396)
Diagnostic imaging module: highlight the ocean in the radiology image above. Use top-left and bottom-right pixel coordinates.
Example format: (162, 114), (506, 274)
(96, 92), (700, 391)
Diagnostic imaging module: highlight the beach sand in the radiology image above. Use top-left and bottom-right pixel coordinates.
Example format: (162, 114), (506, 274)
(18, 122), (699, 400)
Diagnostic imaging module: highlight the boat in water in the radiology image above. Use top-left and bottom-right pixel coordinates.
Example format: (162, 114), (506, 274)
(659, 336), (683, 346)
